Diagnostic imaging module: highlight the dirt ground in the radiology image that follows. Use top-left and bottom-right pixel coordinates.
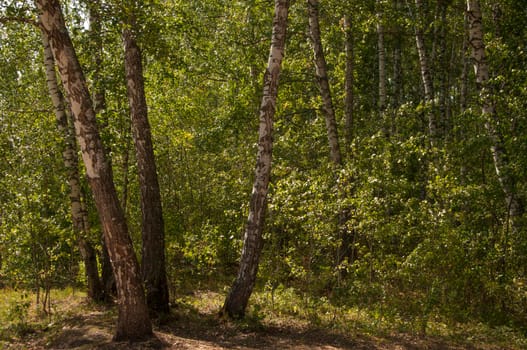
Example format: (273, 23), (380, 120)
(2, 291), (520, 350)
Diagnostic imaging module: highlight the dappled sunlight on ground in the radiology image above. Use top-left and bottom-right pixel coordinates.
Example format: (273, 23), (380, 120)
(0, 289), (522, 350)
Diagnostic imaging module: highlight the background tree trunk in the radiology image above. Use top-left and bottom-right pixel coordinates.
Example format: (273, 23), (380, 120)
(221, 0), (289, 319)
(36, 0), (152, 340)
(123, 24), (170, 315)
(343, 14), (355, 154)
(414, 0), (437, 146)
(376, 0), (388, 136)
(467, 0), (524, 233)
(307, 0), (342, 166)
(41, 31), (104, 302)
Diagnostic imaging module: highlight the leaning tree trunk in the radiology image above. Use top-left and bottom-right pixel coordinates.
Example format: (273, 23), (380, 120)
(221, 0), (289, 319)
(123, 25), (170, 315)
(308, 0), (353, 268)
(36, 0), (152, 341)
(467, 0), (524, 233)
(41, 31), (104, 302)
(307, 0), (342, 166)
(85, 0), (115, 299)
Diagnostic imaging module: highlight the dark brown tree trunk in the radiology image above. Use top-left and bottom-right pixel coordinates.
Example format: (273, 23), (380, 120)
(221, 0), (289, 319)
(36, 0), (152, 341)
(307, 0), (342, 166)
(41, 31), (104, 302)
(123, 25), (170, 315)
(100, 233), (117, 298)
(84, 0), (116, 301)
(467, 0), (524, 233)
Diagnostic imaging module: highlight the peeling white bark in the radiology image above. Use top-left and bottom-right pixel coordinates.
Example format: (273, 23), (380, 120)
(467, 0), (524, 231)
(222, 0), (289, 319)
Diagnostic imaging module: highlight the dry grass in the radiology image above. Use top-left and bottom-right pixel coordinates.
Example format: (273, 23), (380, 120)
(0, 287), (525, 350)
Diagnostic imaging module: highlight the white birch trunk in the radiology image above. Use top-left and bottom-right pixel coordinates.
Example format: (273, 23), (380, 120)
(414, 0), (437, 145)
(222, 0), (289, 319)
(377, 0), (388, 135)
(36, 0), (152, 340)
(308, 0), (342, 166)
(41, 31), (103, 302)
(467, 0), (524, 232)
(343, 15), (354, 153)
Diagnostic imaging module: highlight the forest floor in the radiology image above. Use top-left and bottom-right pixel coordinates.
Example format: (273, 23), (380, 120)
(0, 288), (525, 350)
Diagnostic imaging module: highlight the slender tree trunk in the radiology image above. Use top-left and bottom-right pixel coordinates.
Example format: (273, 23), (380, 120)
(467, 0), (524, 233)
(120, 141), (131, 213)
(221, 0), (289, 319)
(123, 25), (170, 315)
(87, 0), (106, 115)
(459, 12), (469, 113)
(308, 0), (354, 273)
(100, 234), (116, 298)
(41, 31), (104, 302)
(376, 0), (388, 136)
(414, 0), (437, 146)
(36, 0), (152, 340)
(307, 0), (342, 166)
(85, 0), (116, 300)
(437, 2), (449, 138)
(343, 14), (354, 154)
(392, 0), (403, 135)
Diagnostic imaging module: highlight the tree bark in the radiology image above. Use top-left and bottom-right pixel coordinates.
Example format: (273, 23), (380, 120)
(221, 0), (289, 319)
(376, 0), (388, 136)
(343, 14), (354, 154)
(307, 0), (342, 166)
(459, 12), (469, 113)
(123, 24), (170, 315)
(414, 0), (437, 146)
(392, 0), (403, 110)
(84, 0), (116, 299)
(467, 0), (524, 233)
(392, 0), (403, 135)
(41, 31), (104, 302)
(87, 0), (106, 115)
(36, 0), (152, 340)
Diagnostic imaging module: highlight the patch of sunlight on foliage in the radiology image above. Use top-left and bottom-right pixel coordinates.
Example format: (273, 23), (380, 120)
(0, 287), (86, 344)
(175, 290), (224, 314)
(244, 284), (527, 349)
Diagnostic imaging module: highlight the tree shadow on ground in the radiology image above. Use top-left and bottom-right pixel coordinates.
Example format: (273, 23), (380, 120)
(39, 300), (500, 350)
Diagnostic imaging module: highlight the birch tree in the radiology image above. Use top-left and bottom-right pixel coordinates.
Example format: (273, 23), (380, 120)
(376, 0), (388, 135)
(414, 0), (437, 146)
(467, 0), (524, 233)
(342, 14), (354, 152)
(122, 13), (170, 315)
(221, 0), (289, 319)
(36, 0), (152, 340)
(307, 0), (342, 166)
(41, 31), (104, 302)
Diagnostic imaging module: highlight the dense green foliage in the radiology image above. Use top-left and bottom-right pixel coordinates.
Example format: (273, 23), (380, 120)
(1, 0), (526, 334)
